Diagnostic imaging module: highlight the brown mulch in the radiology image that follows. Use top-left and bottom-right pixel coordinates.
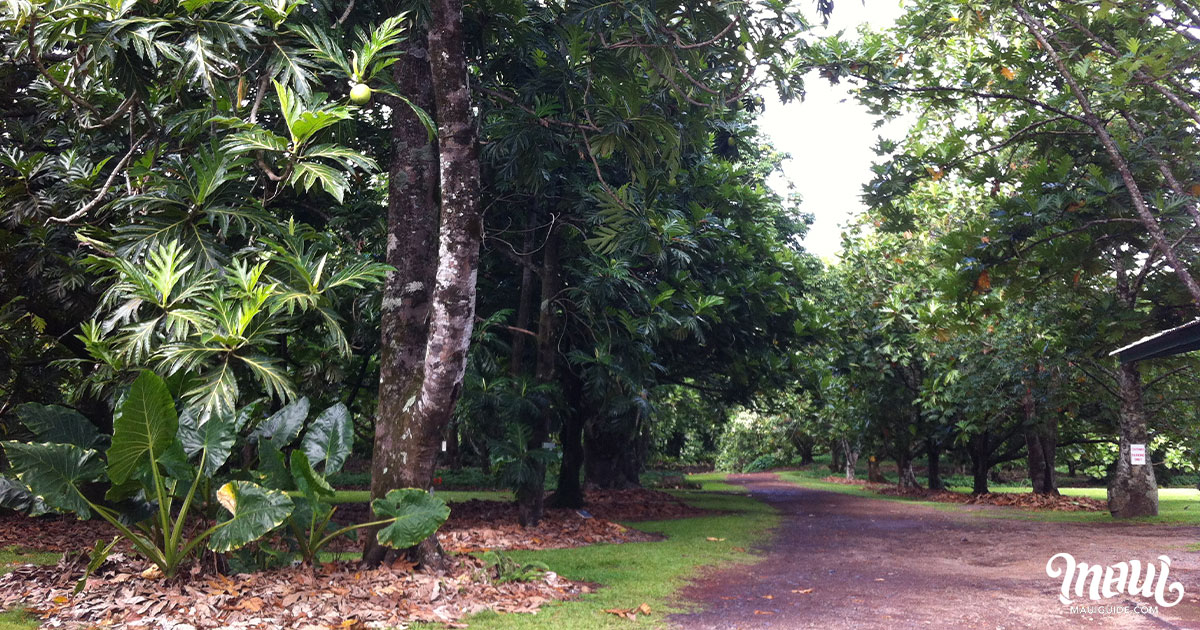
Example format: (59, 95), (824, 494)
(874, 483), (1106, 512)
(1, 551), (585, 630)
(0, 513), (119, 552)
(583, 488), (708, 521)
(334, 488), (704, 553)
(2, 487), (702, 557)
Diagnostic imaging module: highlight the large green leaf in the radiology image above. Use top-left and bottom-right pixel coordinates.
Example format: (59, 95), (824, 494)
(289, 450), (334, 499)
(372, 489), (450, 550)
(0, 476), (47, 515)
(15, 403), (104, 449)
(178, 408), (236, 476)
(2, 442), (104, 518)
(300, 402), (352, 473)
(107, 371), (179, 485)
(208, 481), (294, 552)
(252, 397), (309, 448)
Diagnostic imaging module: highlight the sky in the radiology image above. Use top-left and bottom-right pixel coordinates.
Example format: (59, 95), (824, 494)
(756, 0), (911, 260)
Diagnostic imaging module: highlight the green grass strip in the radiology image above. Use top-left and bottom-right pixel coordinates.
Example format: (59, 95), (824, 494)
(438, 482), (777, 629)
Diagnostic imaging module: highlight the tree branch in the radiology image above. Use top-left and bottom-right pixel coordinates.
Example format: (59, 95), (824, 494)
(47, 132), (151, 224)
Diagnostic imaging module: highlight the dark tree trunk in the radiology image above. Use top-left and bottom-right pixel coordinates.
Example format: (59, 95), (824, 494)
(584, 418), (641, 489)
(363, 37), (439, 567)
(517, 227), (561, 526)
(509, 226), (536, 377)
(828, 442), (843, 473)
(1024, 387), (1059, 495)
(444, 420), (460, 469)
(926, 438), (943, 491)
(969, 434), (991, 495)
(548, 370), (585, 508)
(797, 436), (815, 466)
(369, 0), (484, 568)
(1109, 361), (1158, 517)
(867, 455), (886, 483)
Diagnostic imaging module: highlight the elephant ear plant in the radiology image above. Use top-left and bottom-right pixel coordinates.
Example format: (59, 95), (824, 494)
(252, 399), (450, 564)
(1, 372), (452, 576)
(1, 371), (292, 577)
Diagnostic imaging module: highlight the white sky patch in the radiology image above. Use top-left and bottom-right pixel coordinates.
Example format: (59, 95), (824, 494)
(757, 0), (912, 261)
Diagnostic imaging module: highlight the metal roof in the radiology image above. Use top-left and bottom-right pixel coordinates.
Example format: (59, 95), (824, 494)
(1110, 318), (1200, 363)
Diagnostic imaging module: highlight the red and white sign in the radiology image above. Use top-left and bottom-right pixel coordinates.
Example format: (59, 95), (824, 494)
(1130, 444), (1146, 465)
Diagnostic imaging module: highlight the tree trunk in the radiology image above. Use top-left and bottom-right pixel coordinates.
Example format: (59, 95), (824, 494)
(969, 434), (990, 495)
(548, 369), (585, 508)
(376, 0), (484, 567)
(509, 226), (536, 376)
(517, 226), (561, 526)
(841, 438), (859, 481)
(828, 442), (843, 473)
(797, 436), (815, 466)
(867, 455), (886, 483)
(584, 417), (641, 489)
(895, 453), (919, 489)
(1024, 387), (1059, 495)
(926, 438), (943, 491)
(1108, 361), (1158, 517)
(363, 37), (439, 567)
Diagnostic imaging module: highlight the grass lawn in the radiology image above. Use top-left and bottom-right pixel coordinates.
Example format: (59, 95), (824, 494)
(443, 486), (777, 630)
(0, 547), (57, 577)
(776, 470), (1200, 525)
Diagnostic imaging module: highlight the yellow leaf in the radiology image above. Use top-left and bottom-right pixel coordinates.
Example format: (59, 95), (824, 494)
(706, 537), (726, 542)
(217, 482), (236, 513)
(140, 565), (164, 580)
(340, 619), (359, 628)
(1000, 66), (1015, 80)
(637, 603), (652, 615)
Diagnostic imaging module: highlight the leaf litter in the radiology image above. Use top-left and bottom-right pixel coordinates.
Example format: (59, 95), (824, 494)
(0, 488), (703, 627)
(1, 550), (583, 629)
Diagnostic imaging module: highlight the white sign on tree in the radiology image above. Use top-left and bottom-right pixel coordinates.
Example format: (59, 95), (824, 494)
(1130, 444), (1146, 466)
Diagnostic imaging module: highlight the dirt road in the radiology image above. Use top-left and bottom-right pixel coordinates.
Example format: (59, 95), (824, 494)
(671, 473), (1200, 629)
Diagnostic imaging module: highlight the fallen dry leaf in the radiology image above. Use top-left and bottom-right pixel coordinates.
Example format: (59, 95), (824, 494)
(705, 537), (726, 542)
(792, 588), (814, 594)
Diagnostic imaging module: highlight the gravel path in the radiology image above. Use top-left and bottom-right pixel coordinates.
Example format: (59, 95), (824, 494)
(671, 473), (1200, 629)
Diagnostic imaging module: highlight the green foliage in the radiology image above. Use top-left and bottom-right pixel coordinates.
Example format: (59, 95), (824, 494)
(372, 488), (451, 549)
(489, 424), (558, 498)
(479, 550), (549, 584)
(14, 405), (103, 450)
(715, 406), (805, 473)
(1, 371), (287, 577)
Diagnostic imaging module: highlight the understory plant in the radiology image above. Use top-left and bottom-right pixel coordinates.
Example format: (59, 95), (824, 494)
(1, 372), (451, 576)
(253, 398), (449, 564)
(2, 371), (291, 577)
